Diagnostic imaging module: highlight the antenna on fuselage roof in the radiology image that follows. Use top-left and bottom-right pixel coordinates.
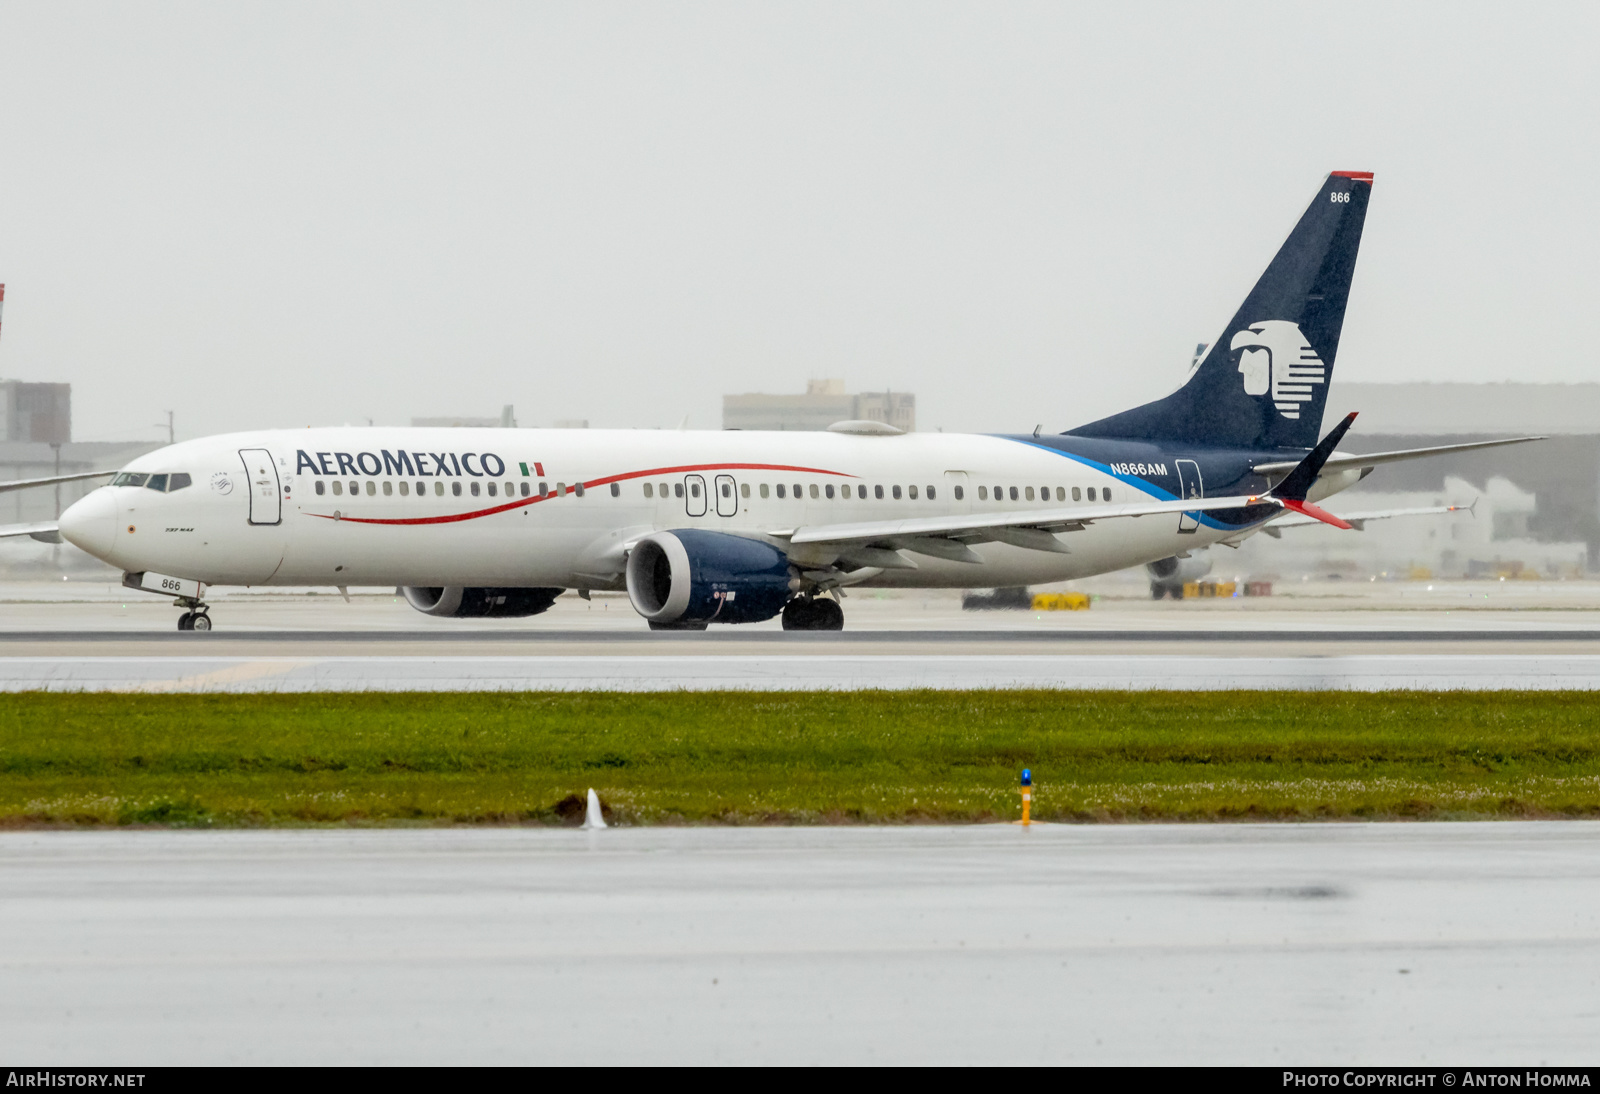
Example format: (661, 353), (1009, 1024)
(677, 413), (689, 430)
(1033, 424), (1042, 438)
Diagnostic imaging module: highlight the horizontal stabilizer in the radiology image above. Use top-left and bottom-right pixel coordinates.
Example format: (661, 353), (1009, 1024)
(1253, 435), (1545, 477)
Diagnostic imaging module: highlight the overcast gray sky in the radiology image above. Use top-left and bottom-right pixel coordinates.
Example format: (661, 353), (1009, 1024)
(0, 2), (1595, 443)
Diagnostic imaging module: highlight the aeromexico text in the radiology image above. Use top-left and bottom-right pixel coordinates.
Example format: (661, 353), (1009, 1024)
(296, 450), (513, 479)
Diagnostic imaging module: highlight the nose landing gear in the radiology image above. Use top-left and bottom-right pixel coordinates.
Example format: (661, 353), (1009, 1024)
(175, 598), (212, 632)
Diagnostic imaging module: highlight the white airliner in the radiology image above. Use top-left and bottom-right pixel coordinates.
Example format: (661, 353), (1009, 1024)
(3, 172), (1538, 630)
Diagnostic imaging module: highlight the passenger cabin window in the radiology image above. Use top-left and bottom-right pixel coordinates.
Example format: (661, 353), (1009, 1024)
(332, 481), (343, 496)
(575, 483), (586, 497)
(688, 482), (698, 498)
(610, 483), (620, 497)
(721, 482), (732, 498)
(1086, 487), (1096, 501)
(470, 482), (481, 497)
(793, 483), (802, 497)
(520, 482), (530, 497)
(644, 483), (654, 498)
(315, 481), (326, 495)
(824, 484), (833, 499)
(892, 485), (902, 500)
(383, 481), (394, 496)
(486, 482), (497, 497)
(1025, 487), (1035, 501)
(1103, 487), (1112, 501)
(776, 484), (786, 499)
(658, 482), (668, 496)
(434, 482), (444, 496)
(349, 481), (358, 495)
(927, 486), (936, 500)
(741, 483), (750, 498)
(539, 482), (548, 496)
(674, 483), (684, 498)
(1072, 486), (1081, 501)
(1008, 486), (1018, 501)
(1056, 487), (1065, 501)
(451, 482), (462, 496)
(874, 485), (884, 499)
(759, 484), (769, 499)
(145, 474), (168, 492)
(954, 485), (964, 500)
(908, 485), (917, 500)
(399, 481), (409, 496)
(978, 486), (988, 500)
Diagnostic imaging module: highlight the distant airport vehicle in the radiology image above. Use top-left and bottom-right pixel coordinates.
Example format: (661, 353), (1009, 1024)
(2, 171), (1540, 631)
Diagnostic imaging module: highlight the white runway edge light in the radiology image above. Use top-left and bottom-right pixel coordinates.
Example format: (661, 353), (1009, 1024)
(581, 788), (607, 830)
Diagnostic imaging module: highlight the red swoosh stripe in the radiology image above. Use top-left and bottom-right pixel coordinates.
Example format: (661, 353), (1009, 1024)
(309, 462), (853, 527)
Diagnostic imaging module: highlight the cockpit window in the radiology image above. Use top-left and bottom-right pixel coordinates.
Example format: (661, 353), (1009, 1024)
(117, 471), (191, 491)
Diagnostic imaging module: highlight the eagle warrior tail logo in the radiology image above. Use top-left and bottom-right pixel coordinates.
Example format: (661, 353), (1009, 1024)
(1230, 320), (1326, 420)
(1069, 170), (1372, 450)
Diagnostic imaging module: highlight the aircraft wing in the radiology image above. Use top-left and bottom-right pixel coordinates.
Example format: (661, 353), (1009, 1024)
(1252, 436), (1544, 476)
(780, 494), (1268, 564)
(1262, 503), (1469, 536)
(0, 469), (117, 494)
(0, 521), (62, 543)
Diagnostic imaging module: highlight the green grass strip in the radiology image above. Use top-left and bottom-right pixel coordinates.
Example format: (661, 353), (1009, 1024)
(2, 690), (1599, 826)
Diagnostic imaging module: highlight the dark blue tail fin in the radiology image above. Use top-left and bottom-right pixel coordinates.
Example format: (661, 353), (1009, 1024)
(1071, 171), (1373, 450)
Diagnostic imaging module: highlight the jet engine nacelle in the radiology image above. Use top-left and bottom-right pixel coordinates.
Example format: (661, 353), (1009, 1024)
(402, 586), (564, 618)
(1146, 551), (1213, 598)
(625, 529), (793, 626)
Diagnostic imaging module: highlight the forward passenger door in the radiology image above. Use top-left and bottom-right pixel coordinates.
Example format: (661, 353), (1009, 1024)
(239, 448), (282, 525)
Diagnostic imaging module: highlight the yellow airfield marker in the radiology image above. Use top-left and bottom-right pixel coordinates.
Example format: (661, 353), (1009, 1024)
(1016, 768), (1033, 827)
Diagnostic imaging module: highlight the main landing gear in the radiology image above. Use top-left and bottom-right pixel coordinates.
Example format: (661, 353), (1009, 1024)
(176, 598), (212, 632)
(781, 595), (844, 632)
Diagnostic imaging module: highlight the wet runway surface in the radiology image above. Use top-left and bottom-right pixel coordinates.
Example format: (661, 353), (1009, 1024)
(3, 823), (1597, 1064)
(7, 651), (1600, 691)
(9, 586), (1600, 689)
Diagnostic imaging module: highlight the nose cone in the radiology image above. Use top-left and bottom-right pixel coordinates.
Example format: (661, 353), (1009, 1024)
(59, 488), (119, 561)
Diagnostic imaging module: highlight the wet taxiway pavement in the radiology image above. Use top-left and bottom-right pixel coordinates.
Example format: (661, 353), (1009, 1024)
(3, 823), (1597, 1064)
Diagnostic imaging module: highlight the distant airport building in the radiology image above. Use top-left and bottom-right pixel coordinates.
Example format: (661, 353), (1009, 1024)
(411, 405), (517, 429)
(0, 380), (70, 444)
(722, 379), (915, 432)
(0, 380), (158, 525)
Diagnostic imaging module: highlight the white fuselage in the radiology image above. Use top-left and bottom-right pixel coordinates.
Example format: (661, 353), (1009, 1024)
(59, 426), (1304, 591)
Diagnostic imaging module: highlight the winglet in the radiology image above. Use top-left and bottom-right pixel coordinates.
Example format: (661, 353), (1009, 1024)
(1271, 412), (1359, 502)
(1278, 498), (1354, 531)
